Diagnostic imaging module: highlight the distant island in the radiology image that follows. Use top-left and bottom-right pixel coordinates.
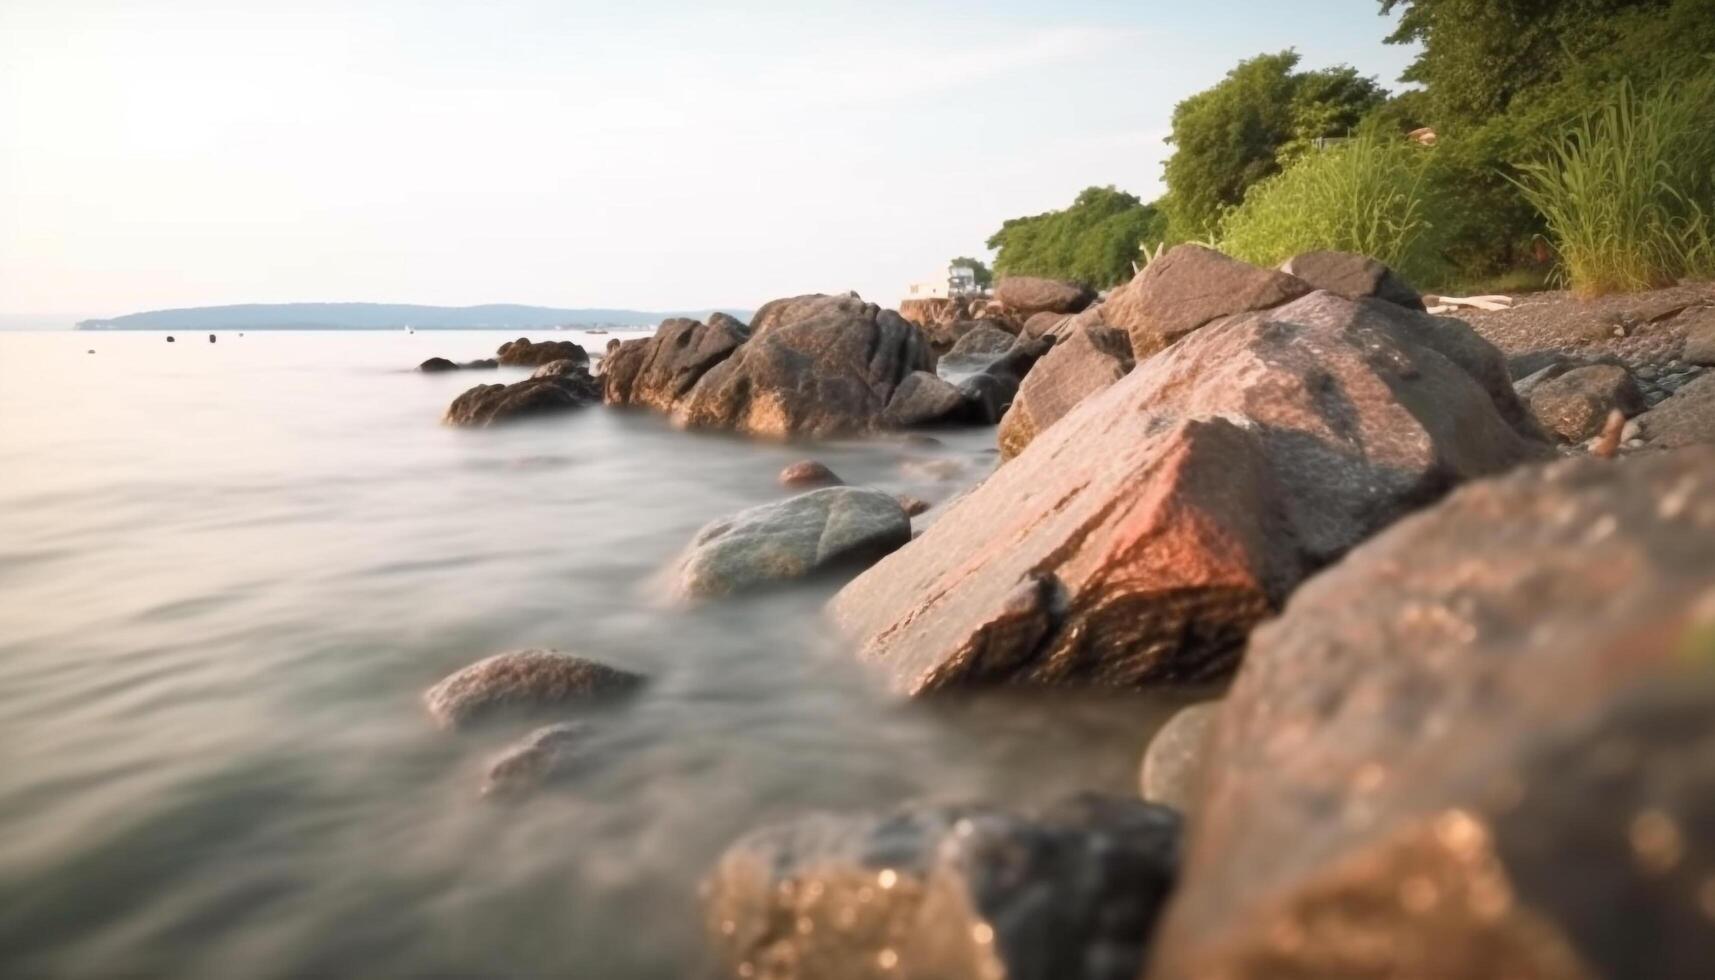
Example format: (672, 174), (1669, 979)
(76, 302), (753, 332)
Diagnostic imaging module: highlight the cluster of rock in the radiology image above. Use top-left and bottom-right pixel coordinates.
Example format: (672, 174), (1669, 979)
(688, 248), (1715, 980)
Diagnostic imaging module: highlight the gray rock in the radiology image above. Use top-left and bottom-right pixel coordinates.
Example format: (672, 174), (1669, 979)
(946, 324), (1019, 360)
(423, 650), (644, 730)
(481, 722), (586, 799)
(1278, 250), (1425, 311)
(880, 371), (973, 428)
(1527, 363), (1646, 442)
(1682, 312), (1715, 365)
(1635, 373), (1715, 449)
(1139, 702), (1218, 813)
(704, 794), (1181, 980)
(419, 356), (459, 373)
(677, 487), (912, 600)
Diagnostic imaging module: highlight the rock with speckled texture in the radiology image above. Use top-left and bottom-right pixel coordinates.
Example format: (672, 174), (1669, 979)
(1527, 364), (1645, 442)
(831, 289), (1546, 697)
(481, 722), (587, 799)
(705, 794), (1181, 980)
(1636, 374), (1715, 450)
(1139, 702), (1218, 813)
(677, 487), (911, 600)
(423, 650), (643, 729)
(1151, 447), (1715, 980)
(1102, 245), (1312, 360)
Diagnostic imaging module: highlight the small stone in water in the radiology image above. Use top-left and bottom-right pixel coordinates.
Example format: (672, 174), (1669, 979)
(481, 722), (586, 799)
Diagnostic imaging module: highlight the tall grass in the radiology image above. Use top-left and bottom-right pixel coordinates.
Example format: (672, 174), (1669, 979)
(1216, 132), (1442, 287)
(1510, 75), (1715, 296)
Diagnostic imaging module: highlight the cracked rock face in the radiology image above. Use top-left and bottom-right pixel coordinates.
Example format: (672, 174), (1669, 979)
(1153, 448), (1715, 980)
(829, 283), (1547, 696)
(703, 794), (1181, 980)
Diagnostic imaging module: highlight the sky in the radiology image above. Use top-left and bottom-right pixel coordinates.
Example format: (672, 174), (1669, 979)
(0, 0), (1417, 319)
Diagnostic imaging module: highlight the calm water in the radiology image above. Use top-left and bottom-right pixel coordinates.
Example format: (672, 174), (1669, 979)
(0, 330), (1182, 979)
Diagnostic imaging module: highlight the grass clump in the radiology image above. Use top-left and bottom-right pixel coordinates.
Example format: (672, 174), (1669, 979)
(1510, 75), (1715, 296)
(1214, 132), (1443, 288)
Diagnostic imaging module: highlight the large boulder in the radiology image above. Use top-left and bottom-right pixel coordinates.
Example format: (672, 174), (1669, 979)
(945, 323), (1020, 361)
(423, 650), (645, 730)
(1102, 245), (1312, 360)
(1636, 373), (1715, 450)
(998, 323), (1135, 460)
(442, 372), (601, 427)
(676, 487), (912, 600)
(601, 315), (748, 412)
(496, 337), (590, 368)
(1527, 363), (1646, 442)
(1152, 448), (1715, 980)
(673, 295), (936, 437)
(1278, 250), (1426, 311)
(830, 289), (1546, 696)
(704, 794), (1181, 980)
(880, 371), (974, 428)
(995, 277), (1096, 317)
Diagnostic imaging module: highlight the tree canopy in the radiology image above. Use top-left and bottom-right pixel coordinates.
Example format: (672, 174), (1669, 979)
(1160, 51), (1387, 240)
(985, 187), (1165, 289)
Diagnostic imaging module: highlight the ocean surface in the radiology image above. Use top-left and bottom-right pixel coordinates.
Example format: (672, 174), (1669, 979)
(0, 330), (1184, 979)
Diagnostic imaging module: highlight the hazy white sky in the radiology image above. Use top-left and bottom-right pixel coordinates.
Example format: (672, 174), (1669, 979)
(0, 0), (1414, 317)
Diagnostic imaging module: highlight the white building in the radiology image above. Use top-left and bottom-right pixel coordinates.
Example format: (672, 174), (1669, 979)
(904, 263), (983, 302)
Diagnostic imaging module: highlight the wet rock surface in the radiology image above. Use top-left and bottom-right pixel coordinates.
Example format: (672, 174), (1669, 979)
(1102, 244), (1312, 359)
(998, 323), (1134, 460)
(780, 460), (843, 489)
(442, 371), (602, 427)
(704, 794), (1181, 980)
(481, 722), (587, 799)
(496, 337), (590, 368)
(832, 285), (1545, 696)
(423, 650), (645, 730)
(677, 487), (912, 600)
(1153, 448), (1715, 980)
(1139, 702), (1218, 815)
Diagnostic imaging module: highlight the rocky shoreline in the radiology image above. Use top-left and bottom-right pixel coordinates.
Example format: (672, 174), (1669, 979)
(417, 247), (1715, 979)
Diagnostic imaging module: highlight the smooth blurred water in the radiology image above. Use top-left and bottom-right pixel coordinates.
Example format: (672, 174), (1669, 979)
(0, 330), (1183, 979)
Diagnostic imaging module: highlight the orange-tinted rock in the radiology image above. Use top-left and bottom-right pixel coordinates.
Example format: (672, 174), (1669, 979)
(998, 323), (1134, 460)
(830, 289), (1546, 696)
(1103, 245), (1311, 360)
(601, 315), (748, 412)
(495, 337), (590, 368)
(1278, 250), (1426, 311)
(995, 277), (1096, 317)
(1151, 448), (1715, 980)
(779, 460), (842, 488)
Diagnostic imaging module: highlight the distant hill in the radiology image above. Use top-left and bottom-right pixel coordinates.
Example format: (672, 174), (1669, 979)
(76, 302), (753, 331)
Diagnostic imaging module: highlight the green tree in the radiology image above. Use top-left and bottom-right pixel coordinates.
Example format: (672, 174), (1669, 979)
(949, 256), (993, 288)
(1161, 52), (1387, 240)
(986, 187), (1165, 288)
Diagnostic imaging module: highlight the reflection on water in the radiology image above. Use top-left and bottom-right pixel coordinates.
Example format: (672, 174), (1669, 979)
(0, 330), (1186, 978)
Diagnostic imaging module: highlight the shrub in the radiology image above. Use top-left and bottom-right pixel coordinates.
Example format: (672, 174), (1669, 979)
(1215, 132), (1444, 286)
(1510, 74), (1715, 296)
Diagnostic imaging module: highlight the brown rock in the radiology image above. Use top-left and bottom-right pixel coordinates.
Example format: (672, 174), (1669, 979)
(1152, 448), (1715, 980)
(1683, 311), (1715, 365)
(1023, 311), (1074, 338)
(419, 356), (459, 372)
(674, 295), (935, 437)
(1278, 250), (1426, 311)
(602, 316), (748, 412)
(531, 358), (585, 379)
(998, 323), (1134, 460)
(995, 277), (1096, 317)
(442, 372), (601, 427)
(779, 460), (842, 489)
(423, 650), (644, 729)
(1102, 245), (1312, 360)
(481, 722), (586, 799)
(880, 371), (973, 428)
(495, 337), (590, 368)
(1527, 363), (1645, 442)
(945, 323), (1018, 361)
(830, 291), (1546, 696)
(1636, 373), (1715, 450)
(896, 495), (931, 517)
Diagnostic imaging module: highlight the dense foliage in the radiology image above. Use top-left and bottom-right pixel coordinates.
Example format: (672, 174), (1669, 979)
(985, 187), (1165, 288)
(1159, 52), (1387, 241)
(1218, 134), (1443, 287)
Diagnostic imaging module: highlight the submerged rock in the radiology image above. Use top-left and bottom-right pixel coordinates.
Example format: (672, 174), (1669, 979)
(1153, 447), (1715, 980)
(831, 282), (1546, 696)
(442, 372), (601, 427)
(676, 487), (911, 600)
(780, 460), (843, 489)
(420, 356), (459, 373)
(1139, 702), (1218, 814)
(704, 794), (1181, 980)
(423, 650), (645, 730)
(995, 277), (1096, 317)
(997, 322), (1134, 460)
(496, 337), (590, 368)
(1102, 244), (1312, 360)
(481, 722), (587, 799)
